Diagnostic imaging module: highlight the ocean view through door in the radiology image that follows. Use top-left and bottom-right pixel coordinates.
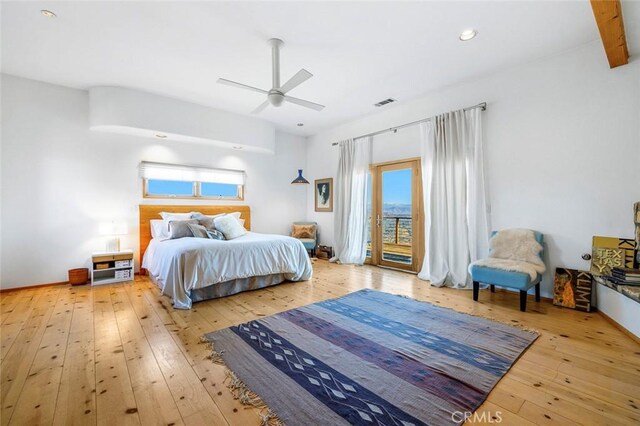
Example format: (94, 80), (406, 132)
(367, 158), (423, 272)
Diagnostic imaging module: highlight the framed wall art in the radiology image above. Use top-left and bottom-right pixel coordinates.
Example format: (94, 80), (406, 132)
(315, 178), (333, 212)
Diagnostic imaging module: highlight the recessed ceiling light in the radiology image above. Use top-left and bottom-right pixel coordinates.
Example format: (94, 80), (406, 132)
(155, 133), (167, 139)
(41, 10), (57, 18)
(232, 145), (243, 150)
(297, 123), (304, 127)
(459, 29), (477, 41)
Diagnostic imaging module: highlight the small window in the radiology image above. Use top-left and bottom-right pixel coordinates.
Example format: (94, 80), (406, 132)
(140, 162), (244, 200)
(201, 182), (240, 198)
(146, 179), (195, 197)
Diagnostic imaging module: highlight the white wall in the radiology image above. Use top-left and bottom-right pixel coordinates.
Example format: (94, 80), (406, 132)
(596, 284), (640, 338)
(306, 42), (640, 297)
(1, 74), (307, 289)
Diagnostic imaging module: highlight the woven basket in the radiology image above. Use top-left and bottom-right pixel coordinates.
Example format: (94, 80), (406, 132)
(68, 268), (89, 286)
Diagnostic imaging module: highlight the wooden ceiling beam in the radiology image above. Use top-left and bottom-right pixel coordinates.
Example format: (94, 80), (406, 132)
(590, 0), (629, 68)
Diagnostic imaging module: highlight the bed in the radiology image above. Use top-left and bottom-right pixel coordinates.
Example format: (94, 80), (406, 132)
(139, 205), (312, 309)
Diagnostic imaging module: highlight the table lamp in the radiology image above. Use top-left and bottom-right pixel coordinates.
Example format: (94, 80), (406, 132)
(98, 221), (128, 252)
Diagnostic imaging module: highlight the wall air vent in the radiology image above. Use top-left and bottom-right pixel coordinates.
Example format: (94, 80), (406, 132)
(374, 98), (396, 107)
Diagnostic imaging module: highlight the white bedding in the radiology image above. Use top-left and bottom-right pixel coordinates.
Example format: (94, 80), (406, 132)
(142, 232), (313, 309)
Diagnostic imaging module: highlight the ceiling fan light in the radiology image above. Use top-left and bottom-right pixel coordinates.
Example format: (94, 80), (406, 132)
(268, 92), (285, 107)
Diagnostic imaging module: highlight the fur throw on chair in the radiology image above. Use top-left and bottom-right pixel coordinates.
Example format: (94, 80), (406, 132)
(469, 229), (545, 279)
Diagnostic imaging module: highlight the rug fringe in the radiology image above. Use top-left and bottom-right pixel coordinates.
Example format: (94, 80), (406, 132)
(203, 339), (286, 426)
(260, 408), (286, 426)
(206, 350), (226, 365)
(225, 369), (268, 408)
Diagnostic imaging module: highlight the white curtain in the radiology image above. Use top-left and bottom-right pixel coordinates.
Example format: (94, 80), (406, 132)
(332, 137), (372, 264)
(418, 108), (490, 288)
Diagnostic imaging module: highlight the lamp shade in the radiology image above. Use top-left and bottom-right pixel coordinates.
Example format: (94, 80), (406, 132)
(291, 169), (310, 184)
(99, 221), (128, 236)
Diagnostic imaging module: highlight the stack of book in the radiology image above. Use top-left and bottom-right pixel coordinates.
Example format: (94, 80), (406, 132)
(606, 267), (640, 286)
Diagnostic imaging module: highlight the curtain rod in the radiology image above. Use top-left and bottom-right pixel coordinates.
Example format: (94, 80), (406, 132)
(331, 101), (487, 146)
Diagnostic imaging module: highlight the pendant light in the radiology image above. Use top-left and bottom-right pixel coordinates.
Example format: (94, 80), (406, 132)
(291, 169), (310, 184)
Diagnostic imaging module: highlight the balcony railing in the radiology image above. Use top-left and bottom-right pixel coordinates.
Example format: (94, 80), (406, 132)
(367, 215), (413, 264)
(383, 216), (412, 244)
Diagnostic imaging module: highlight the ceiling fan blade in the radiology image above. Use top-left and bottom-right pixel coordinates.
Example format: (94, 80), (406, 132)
(284, 95), (325, 111)
(279, 69), (313, 94)
(252, 100), (270, 114)
(217, 78), (268, 95)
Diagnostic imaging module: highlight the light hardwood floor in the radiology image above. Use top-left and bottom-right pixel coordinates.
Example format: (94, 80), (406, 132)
(1, 261), (639, 425)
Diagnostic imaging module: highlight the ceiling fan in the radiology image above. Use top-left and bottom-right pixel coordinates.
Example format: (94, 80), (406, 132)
(217, 38), (325, 114)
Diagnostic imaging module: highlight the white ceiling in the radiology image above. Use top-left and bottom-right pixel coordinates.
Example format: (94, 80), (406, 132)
(2, 1), (639, 136)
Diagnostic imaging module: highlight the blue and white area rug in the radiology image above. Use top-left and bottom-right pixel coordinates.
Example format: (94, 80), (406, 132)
(203, 289), (538, 425)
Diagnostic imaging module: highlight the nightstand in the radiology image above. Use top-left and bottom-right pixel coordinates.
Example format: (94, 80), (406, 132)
(91, 249), (134, 285)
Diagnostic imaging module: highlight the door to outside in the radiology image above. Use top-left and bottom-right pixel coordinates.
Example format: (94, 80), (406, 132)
(367, 159), (423, 272)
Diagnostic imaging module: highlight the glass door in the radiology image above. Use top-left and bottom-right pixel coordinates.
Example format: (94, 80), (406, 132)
(370, 159), (422, 272)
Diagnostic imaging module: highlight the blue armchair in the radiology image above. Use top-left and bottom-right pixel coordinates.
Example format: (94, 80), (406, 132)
(470, 230), (545, 312)
(292, 222), (318, 256)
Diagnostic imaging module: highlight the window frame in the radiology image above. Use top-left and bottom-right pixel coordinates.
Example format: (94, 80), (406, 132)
(139, 161), (245, 201)
(142, 179), (244, 201)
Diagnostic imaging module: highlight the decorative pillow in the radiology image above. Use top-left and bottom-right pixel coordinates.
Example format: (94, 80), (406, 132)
(187, 223), (210, 239)
(192, 213), (226, 230)
(160, 212), (196, 232)
(213, 214), (246, 240)
(292, 224), (316, 239)
(150, 219), (170, 240)
(168, 219), (199, 239)
(206, 229), (226, 241)
(228, 212), (246, 227)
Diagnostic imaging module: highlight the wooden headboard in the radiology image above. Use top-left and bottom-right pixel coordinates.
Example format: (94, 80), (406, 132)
(139, 204), (251, 265)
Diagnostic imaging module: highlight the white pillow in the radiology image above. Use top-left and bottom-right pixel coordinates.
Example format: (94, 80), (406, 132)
(150, 219), (170, 240)
(213, 214), (246, 240)
(159, 212), (193, 221)
(228, 211), (246, 227)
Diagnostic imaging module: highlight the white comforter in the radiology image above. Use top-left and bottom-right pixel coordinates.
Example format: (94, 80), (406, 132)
(142, 232), (312, 309)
